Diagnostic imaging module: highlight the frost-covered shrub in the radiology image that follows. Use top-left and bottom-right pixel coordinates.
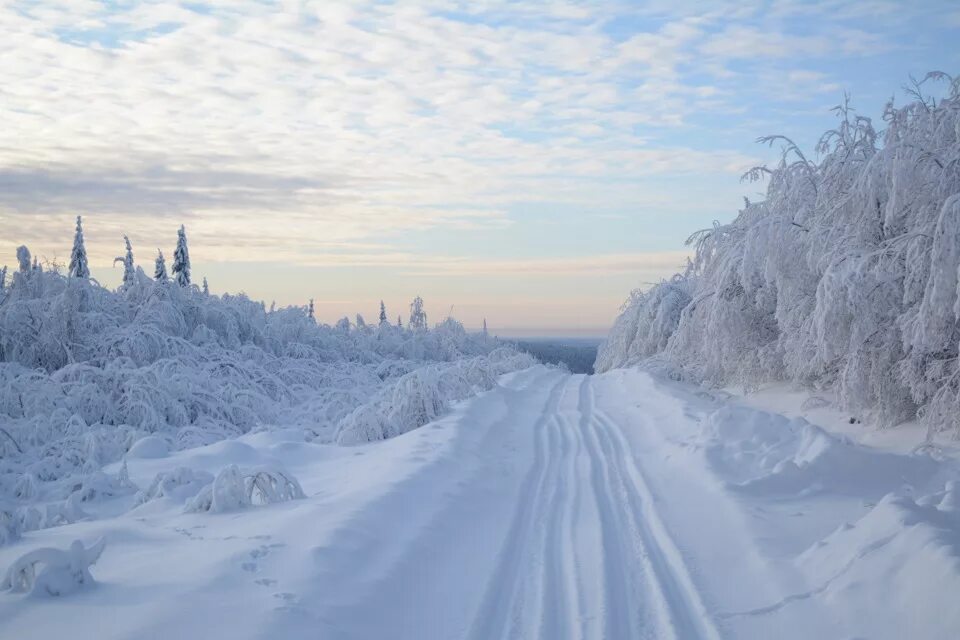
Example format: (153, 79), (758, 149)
(134, 467), (214, 506)
(336, 348), (537, 444)
(2, 538), (105, 597)
(70, 470), (134, 503)
(0, 255), (530, 498)
(0, 506), (20, 546)
(184, 465), (305, 513)
(594, 272), (694, 374)
(43, 494), (90, 528)
(598, 73), (960, 436)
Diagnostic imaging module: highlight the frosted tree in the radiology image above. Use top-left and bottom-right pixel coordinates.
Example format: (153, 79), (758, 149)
(154, 249), (168, 282)
(16, 246), (30, 273)
(356, 314), (367, 331)
(482, 318), (488, 336)
(202, 277), (209, 296)
(397, 315), (403, 329)
(68, 216), (89, 279)
(379, 300), (388, 326)
(409, 296), (427, 331)
(172, 225), (191, 286)
(596, 72), (960, 437)
(113, 235), (135, 289)
(336, 316), (351, 332)
(0, 266), (6, 291)
(308, 298), (315, 321)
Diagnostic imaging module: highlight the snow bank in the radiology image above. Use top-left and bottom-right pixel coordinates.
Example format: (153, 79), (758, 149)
(699, 405), (938, 497)
(798, 486), (960, 639)
(127, 436), (169, 459)
(334, 348), (537, 444)
(597, 73), (960, 436)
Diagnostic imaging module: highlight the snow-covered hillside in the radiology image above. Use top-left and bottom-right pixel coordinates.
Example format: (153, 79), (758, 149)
(597, 73), (960, 438)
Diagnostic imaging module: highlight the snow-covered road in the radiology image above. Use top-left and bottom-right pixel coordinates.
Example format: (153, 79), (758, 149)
(467, 372), (720, 640)
(2, 366), (958, 639)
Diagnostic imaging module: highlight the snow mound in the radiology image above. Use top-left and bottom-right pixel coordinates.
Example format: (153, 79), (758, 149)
(127, 436), (169, 459)
(184, 464), (305, 513)
(797, 485), (960, 639)
(2, 538), (105, 597)
(699, 405), (938, 497)
(134, 466), (215, 509)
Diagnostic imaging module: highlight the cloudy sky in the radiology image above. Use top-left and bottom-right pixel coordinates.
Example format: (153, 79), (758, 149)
(2, 1), (958, 334)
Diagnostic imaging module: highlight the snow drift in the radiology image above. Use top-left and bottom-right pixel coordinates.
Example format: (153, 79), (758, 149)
(698, 405), (939, 497)
(797, 486), (960, 639)
(597, 73), (960, 437)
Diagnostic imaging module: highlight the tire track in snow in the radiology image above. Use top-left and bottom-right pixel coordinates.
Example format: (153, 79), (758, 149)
(467, 374), (570, 640)
(284, 367), (567, 640)
(591, 400), (723, 640)
(555, 393), (587, 640)
(577, 375), (647, 640)
(539, 395), (582, 640)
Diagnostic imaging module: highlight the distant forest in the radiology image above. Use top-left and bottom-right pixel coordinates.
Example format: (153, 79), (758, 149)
(514, 339), (600, 374)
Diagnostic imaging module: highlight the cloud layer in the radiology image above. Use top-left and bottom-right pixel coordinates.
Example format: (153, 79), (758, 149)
(1, 0), (956, 329)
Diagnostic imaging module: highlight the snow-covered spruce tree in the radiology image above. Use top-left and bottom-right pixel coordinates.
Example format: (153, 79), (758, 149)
(68, 216), (89, 280)
(397, 315), (403, 329)
(308, 298), (315, 321)
(114, 236), (135, 289)
(172, 225), (190, 286)
(16, 246), (30, 273)
(154, 250), (168, 282)
(596, 73), (960, 437)
(482, 318), (488, 337)
(202, 277), (209, 296)
(379, 300), (388, 326)
(409, 296), (427, 331)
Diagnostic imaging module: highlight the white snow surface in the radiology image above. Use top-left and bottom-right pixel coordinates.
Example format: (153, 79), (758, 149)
(1, 366), (958, 639)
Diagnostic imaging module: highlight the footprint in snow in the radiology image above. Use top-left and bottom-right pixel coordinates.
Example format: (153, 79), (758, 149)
(255, 578), (278, 587)
(242, 543), (286, 573)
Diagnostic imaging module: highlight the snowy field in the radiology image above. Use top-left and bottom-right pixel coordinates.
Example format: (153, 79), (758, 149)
(1, 365), (958, 639)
